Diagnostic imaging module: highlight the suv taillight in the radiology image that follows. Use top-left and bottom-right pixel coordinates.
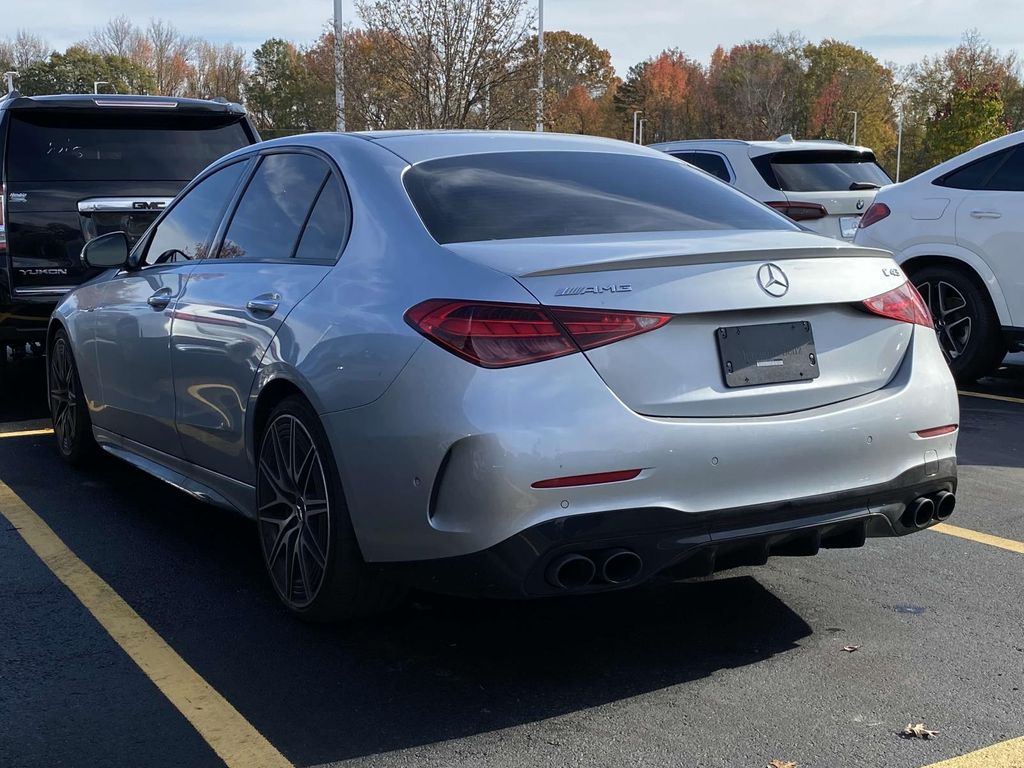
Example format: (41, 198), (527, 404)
(767, 201), (828, 221)
(0, 182), (6, 254)
(862, 282), (933, 327)
(405, 300), (671, 368)
(859, 202), (890, 228)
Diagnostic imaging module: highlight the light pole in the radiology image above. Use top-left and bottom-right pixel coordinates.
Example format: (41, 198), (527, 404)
(632, 110), (643, 144)
(535, 0), (544, 132)
(848, 110), (858, 145)
(334, 0), (345, 131)
(896, 110), (904, 182)
(3, 71), (16, 94)
(93, 80), (110, 94)
(638, 117), (648, 145)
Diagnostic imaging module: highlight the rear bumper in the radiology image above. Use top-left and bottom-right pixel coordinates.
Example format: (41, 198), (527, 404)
(378, 459), (957, 598)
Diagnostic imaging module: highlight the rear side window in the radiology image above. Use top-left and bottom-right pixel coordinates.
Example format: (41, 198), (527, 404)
(218, 153), (329, 260)
(294, 176), (349, 262)
(670, 151), (732, 182)
(143, 161), (247, 265)
(938, 146), (1024, 191)
(404, 151), (796, 244)
(753, 150), (892, 192)
(7, 111), (250, 182)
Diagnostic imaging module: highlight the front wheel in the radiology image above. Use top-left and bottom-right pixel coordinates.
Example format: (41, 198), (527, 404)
(255, 395), (405, 622)
(911, 264), (1005, 382)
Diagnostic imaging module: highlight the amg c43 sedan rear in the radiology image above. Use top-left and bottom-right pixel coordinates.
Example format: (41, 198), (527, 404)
(50, 131), (959, 621)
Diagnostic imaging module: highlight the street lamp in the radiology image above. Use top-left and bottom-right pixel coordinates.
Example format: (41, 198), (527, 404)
(632, 111), (643, 144)
(535, 0), (544, 132)
(638, 117), (648, 145)
(93, 81), (110, 94)
(848, 110), (859, 145)
(3, 71), (16, 94)
(334, 0), (345, 131)
(896, 110), (904, 182)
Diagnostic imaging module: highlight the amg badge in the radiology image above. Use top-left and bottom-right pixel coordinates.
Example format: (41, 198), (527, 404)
(555, 284), (632, 297)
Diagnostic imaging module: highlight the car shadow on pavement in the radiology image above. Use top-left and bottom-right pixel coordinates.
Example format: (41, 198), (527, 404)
(2, 423), (811, 766)
(0, 355), (49, 424)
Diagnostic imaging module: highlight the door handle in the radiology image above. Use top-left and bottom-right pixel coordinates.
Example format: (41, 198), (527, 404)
(246, 296), (281, 316)
(970, 210), (1002, 219)
(147, 289), (172, 310)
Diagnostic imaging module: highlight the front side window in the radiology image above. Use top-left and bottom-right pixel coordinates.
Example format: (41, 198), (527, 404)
(404, 151), (796, 245)
(142, 161), (247, 266)
(217, 153), (329, 260)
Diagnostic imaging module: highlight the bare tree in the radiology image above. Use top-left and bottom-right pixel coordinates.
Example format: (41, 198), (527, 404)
(86, 16), (143, 59)
(354, 0), (535, 128)
(185, 41), (248, 103)
(0, 30), (49, 71)
(144, 19), (195, 95)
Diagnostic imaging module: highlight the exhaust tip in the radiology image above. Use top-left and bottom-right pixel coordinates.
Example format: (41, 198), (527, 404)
(546, 554), (596, 590)
(933, 491), (956, 521)
(905, 497), (935, 529)
(601, 549), (643, 584)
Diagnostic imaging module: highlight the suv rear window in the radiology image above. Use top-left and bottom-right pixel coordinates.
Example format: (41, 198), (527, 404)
(404, 151), (797, 244)
(753, 150), (892, 192)
(7, 111), (250, 182)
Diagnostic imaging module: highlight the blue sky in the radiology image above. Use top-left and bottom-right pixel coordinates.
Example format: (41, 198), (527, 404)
(7, 0), (1024, 74)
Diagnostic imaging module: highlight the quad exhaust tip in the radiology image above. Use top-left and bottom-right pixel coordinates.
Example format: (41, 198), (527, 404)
(546, 554), (596, 590)
(933, 490), (956, 521)
(546, 549), (645, 590)
(902, 492), (956, 530)
(601, 549), (644, 584)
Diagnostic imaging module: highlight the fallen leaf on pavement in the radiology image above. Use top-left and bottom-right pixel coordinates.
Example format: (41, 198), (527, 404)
(768, 760), (797, 768)
(902, 723), (940, 739)
(842, 645), (861, 652)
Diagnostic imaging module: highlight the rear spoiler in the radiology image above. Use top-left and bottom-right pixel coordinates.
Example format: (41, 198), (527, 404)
(2, 94), (246, 115)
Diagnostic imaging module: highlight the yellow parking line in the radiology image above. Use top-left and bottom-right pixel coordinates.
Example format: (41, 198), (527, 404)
(0, 480), (292, 768)
(923, 735), (1024, 767)
(931, 523), (1024, 555)
(0, 428), (54, 439)
(958, 390), (1024, 406)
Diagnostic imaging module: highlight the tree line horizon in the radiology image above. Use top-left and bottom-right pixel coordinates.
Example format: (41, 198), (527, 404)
(2, 0), (1021, 180)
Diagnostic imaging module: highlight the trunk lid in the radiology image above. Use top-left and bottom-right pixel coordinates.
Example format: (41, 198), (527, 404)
(445, 231), (912, 417)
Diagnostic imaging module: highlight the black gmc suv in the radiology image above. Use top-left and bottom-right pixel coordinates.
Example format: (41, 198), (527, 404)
(0, 93), (259, 374)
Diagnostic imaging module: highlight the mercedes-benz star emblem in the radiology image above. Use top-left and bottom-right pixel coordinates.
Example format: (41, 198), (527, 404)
(757, 263), (790, 297)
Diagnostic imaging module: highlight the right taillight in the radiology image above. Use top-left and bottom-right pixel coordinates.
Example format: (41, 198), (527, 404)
(859, 202), (890, 228)
(404, 299), (671, 368)
(862, 281), (933, 327)
(766, 201), (828, 221)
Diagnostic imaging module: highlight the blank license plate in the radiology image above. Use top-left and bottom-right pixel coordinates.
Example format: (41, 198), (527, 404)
(716, 321), (820, 388)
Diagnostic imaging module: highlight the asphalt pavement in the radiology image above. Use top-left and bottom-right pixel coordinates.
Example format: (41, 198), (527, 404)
(1, 353), (1022, 768)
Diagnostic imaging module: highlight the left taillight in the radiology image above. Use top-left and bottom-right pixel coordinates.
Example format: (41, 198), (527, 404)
(767, 200), (828, 221)
(404, 299), (671, 368)
(861, 281), (933, 327)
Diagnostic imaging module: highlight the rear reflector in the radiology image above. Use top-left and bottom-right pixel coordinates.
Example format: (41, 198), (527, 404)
(861, 281), (933, 327)
(405, 300), (670, 368)
(532, 469), (642, 489)
(767, 201), (828, 221)
(916, 425), (958, 438)
(859, 202), (891, 228)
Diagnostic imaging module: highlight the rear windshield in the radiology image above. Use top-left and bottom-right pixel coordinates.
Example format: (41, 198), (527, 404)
(754, 150), (892, 192)
(403, 151), (797, 244)
(6, 111), (251, 182)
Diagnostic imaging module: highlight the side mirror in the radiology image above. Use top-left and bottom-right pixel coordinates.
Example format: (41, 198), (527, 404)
(81, 231), (130, 270)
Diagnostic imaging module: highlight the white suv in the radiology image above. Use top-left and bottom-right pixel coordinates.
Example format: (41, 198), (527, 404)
(651, 136), (891, 241)
(854, 131), (1024, 381)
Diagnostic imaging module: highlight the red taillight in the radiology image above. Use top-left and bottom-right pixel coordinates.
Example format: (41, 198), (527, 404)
(767, 201), (828, 221)
(404, 299), (671, 368)
(859, 202), (890, 228)
(532, 469), (642, 489)
(862, 281), (933, 327)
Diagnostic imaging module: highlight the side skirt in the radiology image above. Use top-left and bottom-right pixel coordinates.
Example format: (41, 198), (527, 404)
(92, 426), (256, 518)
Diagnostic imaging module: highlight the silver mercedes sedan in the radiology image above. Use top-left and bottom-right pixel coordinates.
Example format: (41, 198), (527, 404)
(48, 131), (959, 621)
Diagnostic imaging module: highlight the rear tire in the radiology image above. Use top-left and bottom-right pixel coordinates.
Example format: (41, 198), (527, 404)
(910, 264), (1005, 382)
(255, 395), (405, 623)
(49, 330), (99, 465)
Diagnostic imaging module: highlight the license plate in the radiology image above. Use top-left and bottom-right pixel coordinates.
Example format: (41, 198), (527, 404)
(840, 215), (861, 238)
(716, 321), (820, 388)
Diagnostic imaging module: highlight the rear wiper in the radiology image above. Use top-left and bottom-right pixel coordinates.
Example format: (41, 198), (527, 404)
(849, 181), (881, 190)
